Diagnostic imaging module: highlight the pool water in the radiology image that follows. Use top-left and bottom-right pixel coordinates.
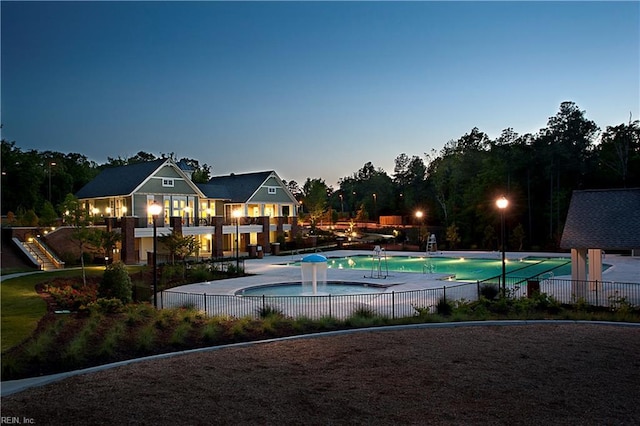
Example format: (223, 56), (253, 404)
(238, 282), (386, 296)
(292, 255), (575, 282)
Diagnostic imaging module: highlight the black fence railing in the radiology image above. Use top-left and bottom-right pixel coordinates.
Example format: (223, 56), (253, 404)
(159, 278), (640, 320)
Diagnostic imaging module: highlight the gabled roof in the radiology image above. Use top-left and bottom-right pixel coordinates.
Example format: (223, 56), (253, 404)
(75, 158), (205, 199)
(560, 188), (640, 250)
(200, 171), (273, 202)
(76, 159), (168, 199)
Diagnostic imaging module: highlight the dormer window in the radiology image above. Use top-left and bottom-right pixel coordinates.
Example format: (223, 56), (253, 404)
(162, 178), (174, 187)
(268, 187), (277, 194)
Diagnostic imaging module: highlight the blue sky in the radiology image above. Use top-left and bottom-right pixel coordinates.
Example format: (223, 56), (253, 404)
(2, 1), (638, 187)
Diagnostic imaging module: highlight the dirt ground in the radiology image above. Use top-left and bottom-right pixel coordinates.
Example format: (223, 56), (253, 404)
(2, 323), (639, 425)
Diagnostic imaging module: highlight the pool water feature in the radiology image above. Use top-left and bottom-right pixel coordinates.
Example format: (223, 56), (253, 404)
(291, 255), (575, 282)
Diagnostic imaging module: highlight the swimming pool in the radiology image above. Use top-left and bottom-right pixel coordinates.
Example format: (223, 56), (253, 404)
(237, 281), (387, 296)
(290, 255), (574, 282)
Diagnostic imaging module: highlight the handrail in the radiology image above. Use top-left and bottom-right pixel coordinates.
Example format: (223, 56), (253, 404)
(13, 237), (44, 269)
(33, 237), (65, 269)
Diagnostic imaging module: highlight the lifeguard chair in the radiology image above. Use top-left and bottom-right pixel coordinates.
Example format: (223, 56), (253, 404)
(368, 245), (388, 279)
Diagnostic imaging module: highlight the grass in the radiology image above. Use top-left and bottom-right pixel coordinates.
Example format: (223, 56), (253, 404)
(1, 272), (49, 352)
(0, 266), (143, 352)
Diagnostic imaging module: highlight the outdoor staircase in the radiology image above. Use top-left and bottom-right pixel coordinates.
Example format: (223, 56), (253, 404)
(19, 238), (64, 271)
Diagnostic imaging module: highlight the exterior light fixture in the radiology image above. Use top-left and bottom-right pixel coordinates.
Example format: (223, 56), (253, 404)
(148, 202), (162, 308)
(496, 196), (509, 296)
(232, 209), (242, 273)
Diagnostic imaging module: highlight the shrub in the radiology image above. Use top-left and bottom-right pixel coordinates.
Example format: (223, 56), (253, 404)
(97, 322), (126, 357)
(412, 304), (430, 317)
(135, 324), (157, 351)
(124, 303), (156, 326)
(489, 297), (512, 315)
(160, 264), (185, 288)
(132, 280), (152, 303)
(155, 310), (178, 330)
(187, 264), (211, 283)
(226, 263), (244, 276)
(436, 297), (453, 316)
(257, 305), (284, 319)
(480, 284), (500, 300)
(353, 306), (376, 318)
(46, 283), (97, 311)
(90, 297), (125, 314)
(99, 261), (132, 303)
(170, 321), (193, 346)
(202, 321), (224, 342)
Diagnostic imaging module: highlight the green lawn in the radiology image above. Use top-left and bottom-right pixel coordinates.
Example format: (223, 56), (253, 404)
(0, 268), (108, 352)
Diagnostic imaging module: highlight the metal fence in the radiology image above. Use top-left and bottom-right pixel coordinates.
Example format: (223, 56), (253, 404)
(160, 277), (640, 320)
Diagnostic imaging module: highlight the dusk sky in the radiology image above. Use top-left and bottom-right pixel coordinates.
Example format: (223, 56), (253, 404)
(2, 1), (638, 187)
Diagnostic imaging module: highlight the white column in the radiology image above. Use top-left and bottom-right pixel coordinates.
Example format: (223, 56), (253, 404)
(588, 248), (603, 289)
(571, 248), (588, 299)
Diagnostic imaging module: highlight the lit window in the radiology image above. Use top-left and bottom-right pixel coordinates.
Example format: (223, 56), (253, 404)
(162, 179), (174, 187)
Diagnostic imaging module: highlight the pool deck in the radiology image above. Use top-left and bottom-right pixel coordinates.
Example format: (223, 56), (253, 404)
(172, 250), (640, 295)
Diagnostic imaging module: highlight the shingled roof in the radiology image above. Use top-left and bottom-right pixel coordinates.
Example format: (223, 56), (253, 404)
(199, 171), (273, 202)
(75, 159), (167, 198)
(560, 188), (640, 250)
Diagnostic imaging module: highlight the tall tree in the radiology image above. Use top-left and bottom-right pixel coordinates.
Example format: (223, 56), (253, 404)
(302, 178), (329, 229)
(597, 119), (640, 187)
(60, 193), (95, 286)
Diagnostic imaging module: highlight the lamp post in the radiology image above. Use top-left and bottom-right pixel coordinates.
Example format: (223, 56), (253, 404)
(48, 162), (56, 202)
(496, 196), (509, 296)
(184, 206), (191, 227)
(372, 193), (377, 222)
(233, 209), (241, 273)
(148, 202), (162, 308)
(415, 210), (424, 249)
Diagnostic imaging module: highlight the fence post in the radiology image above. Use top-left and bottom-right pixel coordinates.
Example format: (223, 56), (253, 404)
(594, 280), (598, 307)
(262, 295), (266, 316)
(443, 286), (446, 302)
(204, 293), (207, 314)
(392, 291), (395, 319)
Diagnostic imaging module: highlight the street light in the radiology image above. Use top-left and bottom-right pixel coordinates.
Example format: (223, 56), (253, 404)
(415, 210), (424, 249)
(232, 209), (242, 273)
(48, 162), (56, 202)
(148, 202), (162, 308)
(496, 196), (509, 296)
(373, 193), (377, 221)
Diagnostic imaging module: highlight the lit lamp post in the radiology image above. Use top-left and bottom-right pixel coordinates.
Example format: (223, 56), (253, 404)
(372, 193), (377, 222)
(415, 210), (424, 249)
(184, 206), (191, 227)
(148, 202), (162, 308)
(232, 209), (241, 273)
(496, 196), (509, 296)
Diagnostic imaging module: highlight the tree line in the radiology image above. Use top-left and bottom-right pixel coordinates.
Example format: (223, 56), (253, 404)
(2, 101), (639, 250)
